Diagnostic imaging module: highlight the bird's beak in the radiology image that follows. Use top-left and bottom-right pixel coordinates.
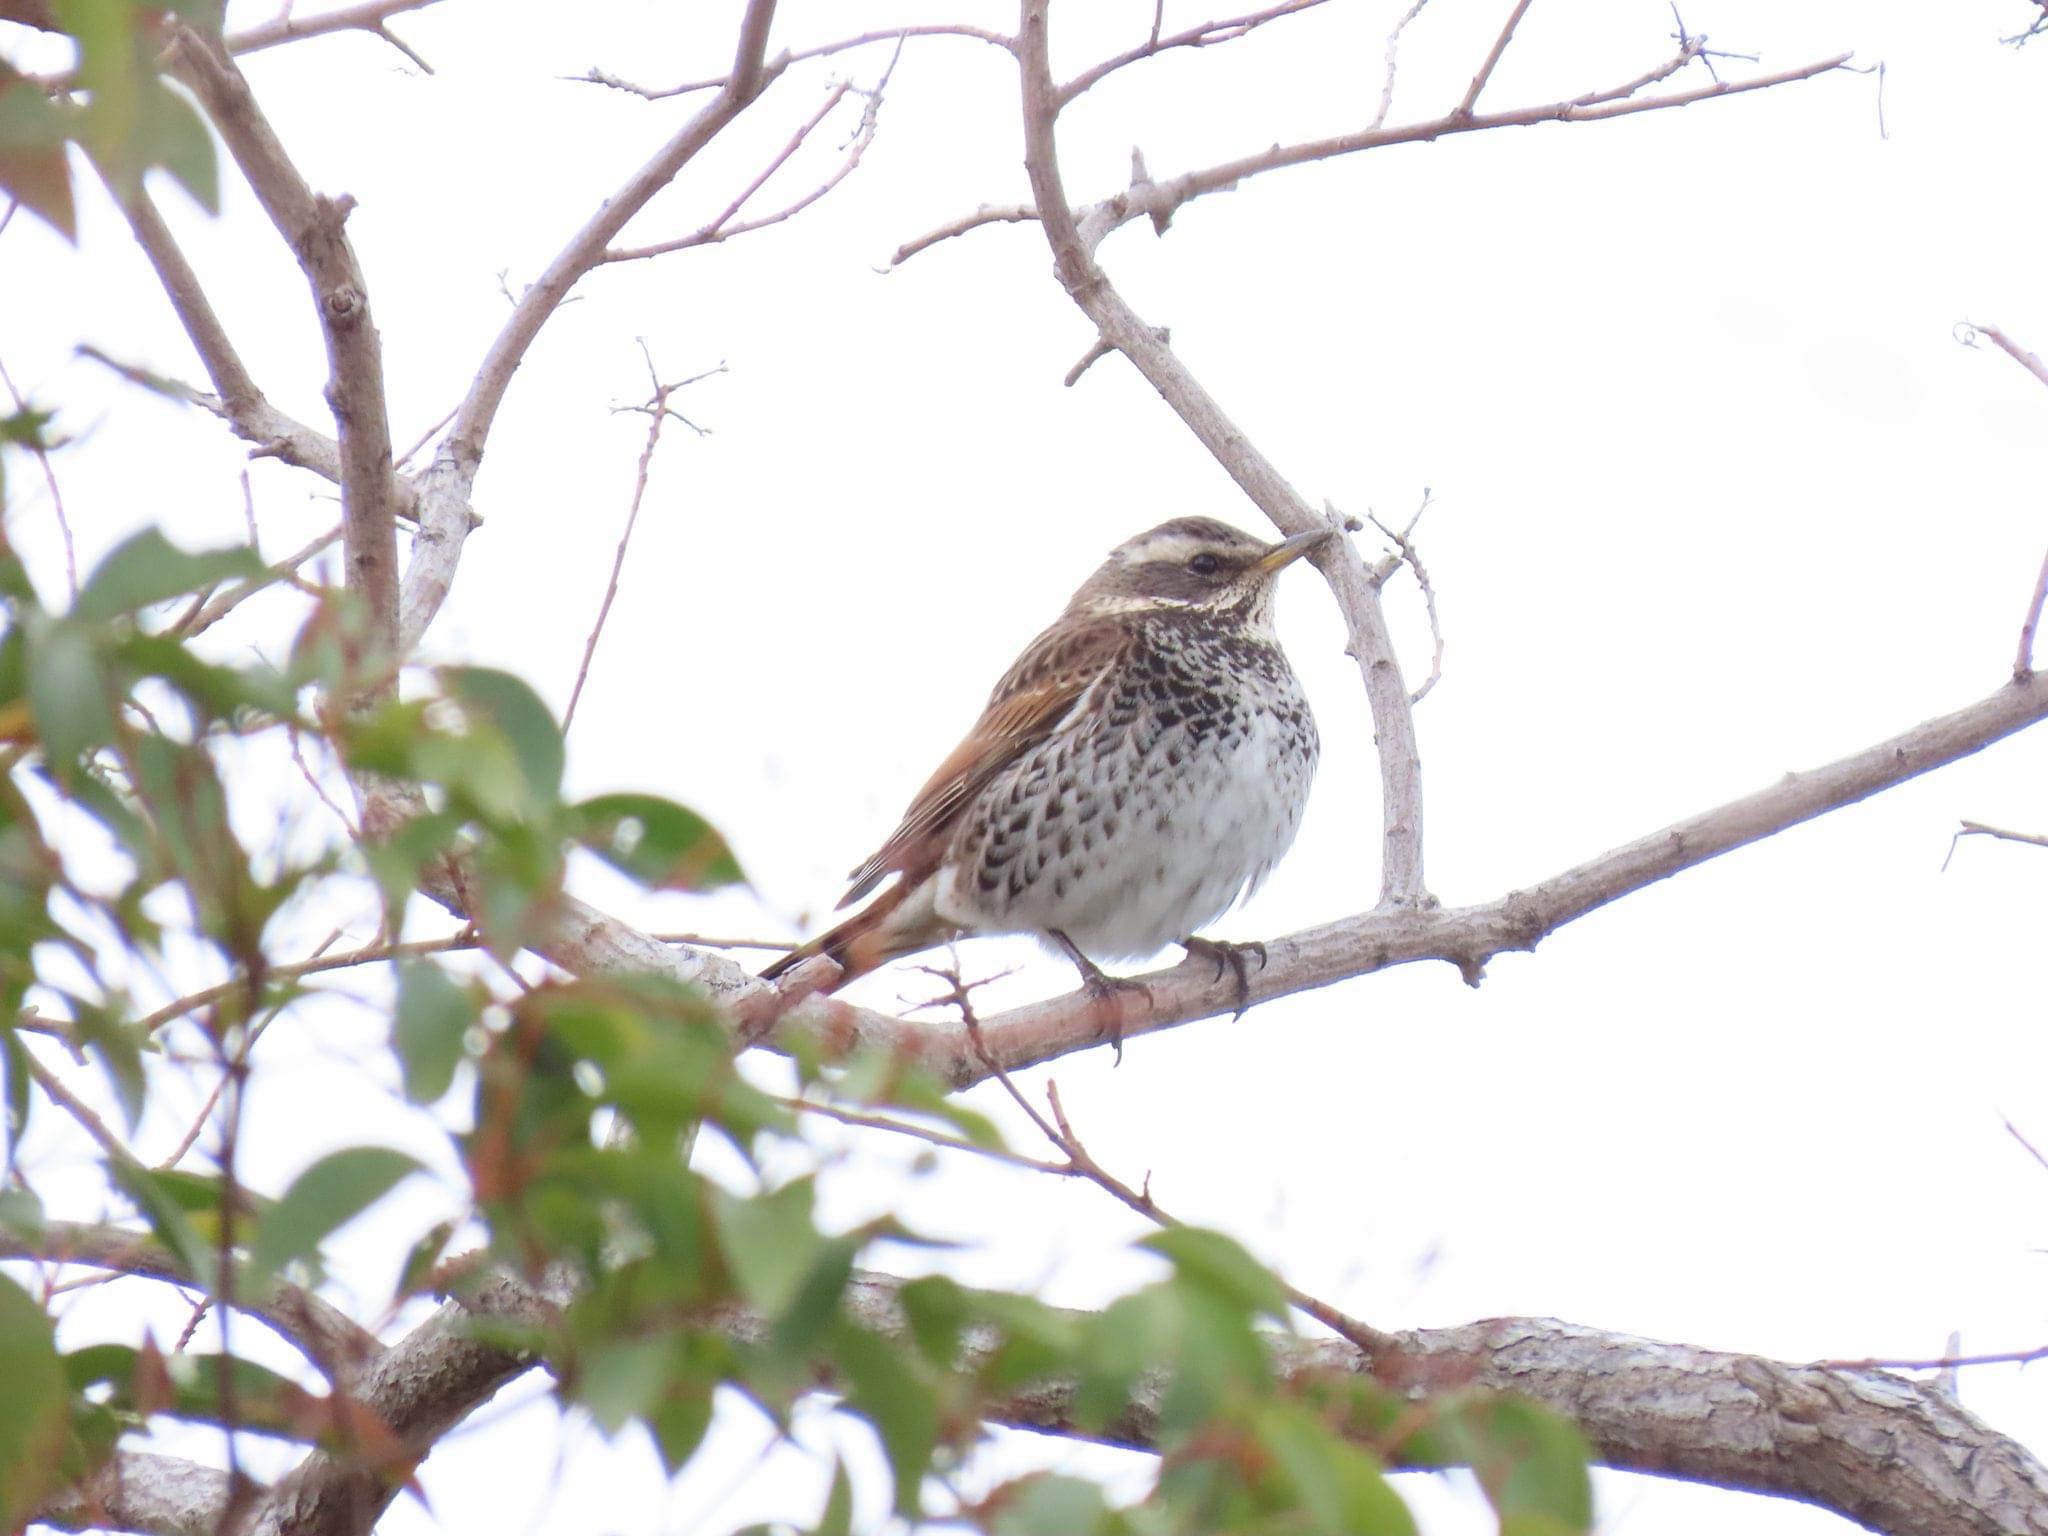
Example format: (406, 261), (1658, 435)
(1253, 527), (1335, 575)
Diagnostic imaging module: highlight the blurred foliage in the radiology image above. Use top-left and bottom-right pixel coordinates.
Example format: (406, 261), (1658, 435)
(0, 1), (223, 240)
(0, 501), (1595, 1533)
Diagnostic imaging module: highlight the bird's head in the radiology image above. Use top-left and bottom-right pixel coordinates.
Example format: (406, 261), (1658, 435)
(1066, 517), (1332, 628)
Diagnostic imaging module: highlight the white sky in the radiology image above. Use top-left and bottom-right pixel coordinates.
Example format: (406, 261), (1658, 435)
(6, 2), (2048, 1533)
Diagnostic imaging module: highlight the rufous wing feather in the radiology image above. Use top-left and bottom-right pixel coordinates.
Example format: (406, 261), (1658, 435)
(758, 615), (1130, 987)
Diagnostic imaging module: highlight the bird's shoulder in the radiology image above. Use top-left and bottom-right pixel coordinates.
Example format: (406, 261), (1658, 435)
(835, 613), (1136, 907)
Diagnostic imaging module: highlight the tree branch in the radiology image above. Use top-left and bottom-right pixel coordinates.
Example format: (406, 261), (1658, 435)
(1014, 0), (1428, 907)
(41, 1450), (235, 1536)
(0, 1218), (383, 1384)
(394, 0), (784, 663)
(752, 668), (2048, 1086)
(84, 1262), (2036, 1536)
(168, 25), (401, 659)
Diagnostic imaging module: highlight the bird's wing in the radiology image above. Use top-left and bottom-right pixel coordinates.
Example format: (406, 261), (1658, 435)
(836, 614), (1130, 909)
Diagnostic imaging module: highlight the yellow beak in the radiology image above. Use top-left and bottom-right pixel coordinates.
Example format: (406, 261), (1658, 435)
(1253, 527), (1335, 575)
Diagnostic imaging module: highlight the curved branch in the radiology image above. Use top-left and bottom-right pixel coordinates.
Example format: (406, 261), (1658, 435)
(395, 0), (785, 660)
(0, 1218), (383, 1384)
(1014, 0), (1428, 907)
(168, 25), (401, 656)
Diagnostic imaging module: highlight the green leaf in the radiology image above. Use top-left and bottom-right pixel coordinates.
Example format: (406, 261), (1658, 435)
(815, 1459), (854, 1536)
(249, 1146), (425, 1280)
(713, 1177), (822, 1318)
(73, 530), (265, 624)
(989, 1474), (1119, 1536)
(567, 792), (743, 891)
(394, 961), (473, 1103)
(0, 72), (77, 241)
(1140, 1227), (1291, 1321)
(442, 667), (563, 808)
(0, 1186), (44, 1239)
(0, 1274), (68, 1528)
(27, 619), (115, 779)
(1436, 1395), (1593, 1536)
(107, 1163), (215, 1292)
(833, 1320), (938, 1517)
(1256, 1400), (1415, 1536)
(577, 1336), (673, 1434)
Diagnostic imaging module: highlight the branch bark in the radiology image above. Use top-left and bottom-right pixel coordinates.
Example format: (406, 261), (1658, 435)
(749, 669), (2048, 1087)
(49, 1267), (2045, 1536)
(168, 25), (401, 657)
(0, 1218), (383, 1384)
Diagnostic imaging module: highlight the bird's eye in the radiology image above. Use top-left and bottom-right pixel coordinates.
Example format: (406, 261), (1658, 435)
(1187, 552), (1222, 577)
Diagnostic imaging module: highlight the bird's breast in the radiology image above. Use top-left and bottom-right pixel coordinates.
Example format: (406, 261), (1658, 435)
(935, 629), (1317, 960)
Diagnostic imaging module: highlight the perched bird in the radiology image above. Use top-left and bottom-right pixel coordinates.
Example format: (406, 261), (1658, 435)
(762, 517), (1329, 1035)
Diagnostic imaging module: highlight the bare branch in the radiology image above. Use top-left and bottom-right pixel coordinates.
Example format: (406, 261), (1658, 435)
(908, 46), (1852, 264)
(605, 58), (893, 265)
(223, 0), (443, 59)
(1015, 0), (1429, 908)
(1952, 818), (2048, 855)
(0, 1217), (383, 1382)
(1817, 1343), (2048, 1373)
(0, 352), (76, 595)
(111, 183), (408, 512)
(1372, 0), (1434, 131)
(395, 0), (784, 664)
(171, 523), (341, 639)
(575, 23), (1010, 100)
(166, 27), (401, 659)
(1456, 0), (1538, 117)
(753, 669), (2048, 1087)
(1057, 0), (1333, 105)
(1963, 321), (2048, 393)
(2017, 544), (2048, 679)
(563, 353), (718, 733)
(890, 202), (1038, 266)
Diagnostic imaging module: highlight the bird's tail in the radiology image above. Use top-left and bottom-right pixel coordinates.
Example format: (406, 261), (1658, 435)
(757, 877), (937, 987)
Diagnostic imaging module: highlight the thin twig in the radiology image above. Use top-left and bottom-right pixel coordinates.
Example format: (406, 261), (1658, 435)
(1367, 494), (1444, 704)
(1058, 0), (1332, 104)
(1372, 0), (1434, 131)
(1816, 1344), (2048, 1373)
(607, 42), (903, 264)
(1456, 0), (1537, 117)
(171, 522), (342, 639)
(574, 24), (1010, 100)
(919, 955), (1391, 1355)
(563, 350), (724, 733)
(1962, 321), (2048, 393)
(0, 354), (76, 596)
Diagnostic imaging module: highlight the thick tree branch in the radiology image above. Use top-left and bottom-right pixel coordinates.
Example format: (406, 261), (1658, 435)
(168, 26), (401, 657)
(751, 669), (2048, 1087)
(41, 1451), (234, 1536)
(0, 1218), (383, 1383)
(71, 1264), (2036, 1536)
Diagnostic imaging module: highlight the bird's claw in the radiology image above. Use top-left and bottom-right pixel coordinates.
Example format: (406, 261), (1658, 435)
(1182, 936), (1267, 1018)
(1050, 929), (1151, 1065)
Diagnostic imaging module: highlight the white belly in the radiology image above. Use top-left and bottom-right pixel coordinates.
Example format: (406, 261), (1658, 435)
(934, 705), (1314, 961)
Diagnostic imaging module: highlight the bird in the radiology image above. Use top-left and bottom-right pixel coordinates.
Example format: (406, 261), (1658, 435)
(761, 516), (1329, 1044)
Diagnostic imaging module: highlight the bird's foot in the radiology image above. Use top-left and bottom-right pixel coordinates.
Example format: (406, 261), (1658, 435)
(1049, 930), (1152, 1065)
(1181, 936), (1268, 1018)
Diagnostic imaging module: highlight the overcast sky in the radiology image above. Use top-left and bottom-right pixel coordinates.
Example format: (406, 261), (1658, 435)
(7, 2), (2048, 1532)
